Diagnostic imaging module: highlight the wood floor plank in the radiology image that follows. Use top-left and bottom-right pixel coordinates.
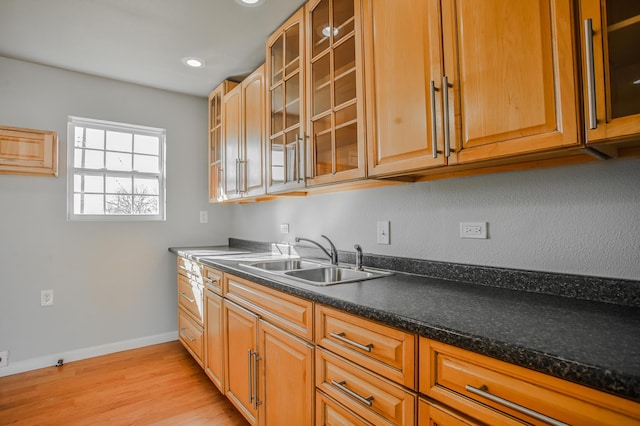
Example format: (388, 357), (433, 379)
(0, 341), (248, 426)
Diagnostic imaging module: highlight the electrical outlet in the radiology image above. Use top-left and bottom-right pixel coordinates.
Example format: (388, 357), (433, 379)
(41, 289), (54, 306)
(377, 221), (390, 245)
(199, 211), (208, 224)
(0, 350), (8, 367)
(280, 223), (289, 234)
(460, 222), (488, 239)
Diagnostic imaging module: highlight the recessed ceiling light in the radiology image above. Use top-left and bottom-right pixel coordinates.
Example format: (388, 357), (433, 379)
(182, 57), (205, 68)
(235, 0), (265, 6)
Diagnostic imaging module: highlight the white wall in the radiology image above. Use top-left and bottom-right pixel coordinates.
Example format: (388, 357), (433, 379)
(0, 57), (232, 370)
(229, 157), (640, 281)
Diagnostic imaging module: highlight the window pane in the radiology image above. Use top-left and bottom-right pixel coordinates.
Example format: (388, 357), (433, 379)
(75, 148), (104, 169)
(134, 135), (159, 155)
(106, 151), (132, 171)
(74, 127), (104, 149)
(133, 195), (159, 215)
(74, 174), (104, 193)
(106, 176), (132, 194)
(106, 131), (132, 152)
(134, 177), (159, 195)
(75, 193), (104, 214)
(106, 194), (133, 215)
(134, 154), (159, 173)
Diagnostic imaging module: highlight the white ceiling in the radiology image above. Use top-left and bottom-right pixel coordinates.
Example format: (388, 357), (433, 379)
(0, 0), (307, 97)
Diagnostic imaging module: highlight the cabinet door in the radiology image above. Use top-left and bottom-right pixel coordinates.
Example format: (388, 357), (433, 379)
(242, 65), (266, 198)
(364, 0), (447, 177)
(419, 398), (481, 426)
(205, 289), (225, 393)
(0, 126), (58, 176)
(223, 85), (242, 200)
(437, 0), (580, 164)
(258, 320), (314, 426)
(224, 300), (259, 425)
(580, 0), (640, 144)
(209, 86), (225, 202)
(266, 8), (307, 194)
(306, 0), (367, 186)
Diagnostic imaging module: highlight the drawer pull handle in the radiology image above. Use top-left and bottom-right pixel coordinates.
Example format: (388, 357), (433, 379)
(331, 380), (373, 407)
(465, 385), (569, 426)
(203, 277), (218, 284)
(179, 292), (196, 303)
(179, 328), (196, 342)
(330, 332), (373, 352)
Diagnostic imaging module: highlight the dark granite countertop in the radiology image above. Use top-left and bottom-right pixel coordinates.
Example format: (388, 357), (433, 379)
(169, 243), (640, 403)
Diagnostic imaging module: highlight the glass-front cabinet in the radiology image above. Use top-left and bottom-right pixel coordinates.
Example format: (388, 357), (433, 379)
(208, 81), (237, 203)
(580, 0), (640, 145)
(305, 0), (366, 187)
(266, 8), (307, 194)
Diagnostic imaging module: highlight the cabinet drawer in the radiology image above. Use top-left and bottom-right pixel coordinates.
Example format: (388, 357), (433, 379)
(202, 265), (223, 294)
(224, 273), (313, 340)
(316, 305), (416, 388)
(316, 348), (416, 426)
(420, 338), (640, 426)
(177, 256), (203, 278)
(178, 273), (203, 324)
(316, 391), (373, 426)
(418, 398), (481, 426)
(178, 308), (204, 366)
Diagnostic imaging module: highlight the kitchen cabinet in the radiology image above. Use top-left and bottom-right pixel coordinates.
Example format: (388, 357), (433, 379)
(305, 0), (367, 186)
(579, 0), (640, 148)
(208, 81), (238, 202)
(223, 273), (315, 426)
(223, 65), (266, 201)
(363, 0), (445, 177)
(418, 398), (480, 426)
(315, 305), (417, 426)
(203, 266), (224, 393)
(420, 337), (640, 425)
(176, 257), (205, 366)
(0, 126), (58, 176)
(266, 8), (307, 194)
(366, 0), (581, 178)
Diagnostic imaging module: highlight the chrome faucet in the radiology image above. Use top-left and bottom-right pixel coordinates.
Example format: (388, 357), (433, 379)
(295, 235), (338, 265)
(354, 244), (364, 271)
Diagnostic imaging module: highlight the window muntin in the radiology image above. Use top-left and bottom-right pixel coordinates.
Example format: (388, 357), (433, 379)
(67, 117), (166, 221)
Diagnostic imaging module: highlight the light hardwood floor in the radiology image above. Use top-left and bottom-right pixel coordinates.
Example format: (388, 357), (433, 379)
(0, 341), (248, 425)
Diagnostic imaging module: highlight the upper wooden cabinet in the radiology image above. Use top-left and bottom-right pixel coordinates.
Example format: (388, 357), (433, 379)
(223, 65), (266, 201)
(266, 8), (307, 194)
(363, 0), (445, 177)
(0, 126), (58, 177)
(305, 0), (367, 186)
(208, 80), (238, 203)
(579, 0), (640, 146)
(439, 0), (581, 164)
(366, 0), (581, 178)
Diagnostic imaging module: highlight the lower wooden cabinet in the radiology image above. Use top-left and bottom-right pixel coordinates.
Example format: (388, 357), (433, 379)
(178, 309), (204, 367)
(316, 391), (373, 426)
(420, 338), (640, 426)
(418, 398), (480, 426)
(204, 288), (225, 392)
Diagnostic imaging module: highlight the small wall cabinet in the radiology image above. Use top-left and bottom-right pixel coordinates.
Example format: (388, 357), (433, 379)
(208, 80), (238, 202)
(0, 126), (58, 176)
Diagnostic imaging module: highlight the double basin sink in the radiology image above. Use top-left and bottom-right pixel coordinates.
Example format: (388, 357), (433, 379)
(240, 259), (391, 286)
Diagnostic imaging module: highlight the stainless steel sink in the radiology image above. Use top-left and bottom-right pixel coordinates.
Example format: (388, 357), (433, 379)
(241, 259), (323, 272)
(284, 266), (389, 285)
(240, 259), (391, 286)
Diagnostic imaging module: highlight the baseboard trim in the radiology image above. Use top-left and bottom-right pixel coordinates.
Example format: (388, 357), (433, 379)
(0, 331), (178, 377)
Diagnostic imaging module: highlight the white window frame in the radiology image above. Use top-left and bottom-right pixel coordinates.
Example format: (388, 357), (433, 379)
(67, 116), (166, 221)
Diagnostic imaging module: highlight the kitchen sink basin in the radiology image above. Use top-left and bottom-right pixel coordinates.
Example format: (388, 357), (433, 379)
(241, 259), (322, 272)
(240, 259), (391, 286)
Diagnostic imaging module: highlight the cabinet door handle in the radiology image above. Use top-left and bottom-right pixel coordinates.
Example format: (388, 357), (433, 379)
(247, 349), (254, 404)
(178, 292), (195, 303)
(297, 133), (305, 184)
(430, 80), (439, 158)
(329, 332), (373, 352)
(583, 18), (597, 130)
(203, 277), (218, 285)
(179, 328), (196, 342)
(442, 76), (451, 157)
(253, 351), (262, 409)
(465, 385), (568, 426)
(331, 380), (374, 406)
